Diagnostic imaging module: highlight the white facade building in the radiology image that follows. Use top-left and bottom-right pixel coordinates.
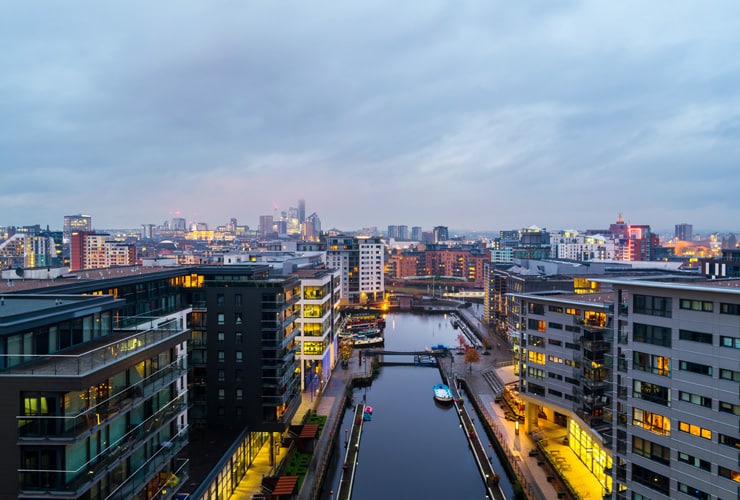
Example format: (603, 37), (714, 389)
(510, 278), (740, 500)
(326, 235), (384, 305)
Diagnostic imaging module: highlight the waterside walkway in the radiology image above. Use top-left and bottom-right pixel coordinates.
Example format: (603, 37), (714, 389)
(229, 307), (606, 499)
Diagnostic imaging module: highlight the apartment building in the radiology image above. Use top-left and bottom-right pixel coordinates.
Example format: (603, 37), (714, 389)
(510, 277), (740, 500)
(70, 232), (136, 271)
(294, 268), (341, 393)
(0, 292), (190, 500)
(326, 235), (384, 305)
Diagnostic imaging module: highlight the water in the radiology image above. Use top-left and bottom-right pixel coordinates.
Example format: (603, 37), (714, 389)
(321, 311), (514, 500)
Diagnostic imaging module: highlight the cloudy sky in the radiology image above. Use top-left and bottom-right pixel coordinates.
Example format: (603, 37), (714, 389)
(2, 2), (739, 234)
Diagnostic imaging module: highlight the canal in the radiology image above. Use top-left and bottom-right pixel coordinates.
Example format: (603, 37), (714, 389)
(320, 311), (516, 499)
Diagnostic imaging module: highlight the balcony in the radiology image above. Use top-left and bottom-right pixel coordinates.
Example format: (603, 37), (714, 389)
(18, 420), (188, 498)
(0, 318), (187, 376)
(18, 361), (187, 440)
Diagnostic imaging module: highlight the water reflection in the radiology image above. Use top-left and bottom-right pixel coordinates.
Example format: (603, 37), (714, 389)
(321, 311), (514, 500)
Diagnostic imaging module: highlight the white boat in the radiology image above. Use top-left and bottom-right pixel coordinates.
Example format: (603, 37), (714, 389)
(433, 383), (454, 404)
(352, 335), (384, 347)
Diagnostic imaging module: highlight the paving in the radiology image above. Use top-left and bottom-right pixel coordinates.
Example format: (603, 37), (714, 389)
(229, 307), (606, 499)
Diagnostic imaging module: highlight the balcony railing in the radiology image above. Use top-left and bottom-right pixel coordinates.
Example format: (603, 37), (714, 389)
(18, 420), (188, 497)
(0, 318), (186, 376)
(18, 361), (186, 439)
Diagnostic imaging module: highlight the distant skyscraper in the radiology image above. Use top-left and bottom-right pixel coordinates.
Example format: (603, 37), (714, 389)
(398, 225), (409, 240)
(141, 224), (155, 239)
(675, 223), (693, 241)
(169, 217), (187, 232)
(63, 214), (91, 241)
(387, 225), (399, 239)
(411, 226), (422, 241)
(433, 226), (449, 243)
(302, 213), (321, 241)
(298, 199), (306, 223)
(259, 215), (274, 238)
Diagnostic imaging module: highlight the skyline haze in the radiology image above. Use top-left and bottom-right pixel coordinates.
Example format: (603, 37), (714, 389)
(2, 2), (740, 232)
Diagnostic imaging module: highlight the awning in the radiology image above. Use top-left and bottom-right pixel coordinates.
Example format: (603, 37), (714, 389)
(299, 423), (318, 439)
(272, 475), (298, 496)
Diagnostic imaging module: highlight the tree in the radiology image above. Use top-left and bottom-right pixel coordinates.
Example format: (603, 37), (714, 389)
(457, 333), (467, 350)
(339, 338), (353, 367)
(465, 347), (480, 373)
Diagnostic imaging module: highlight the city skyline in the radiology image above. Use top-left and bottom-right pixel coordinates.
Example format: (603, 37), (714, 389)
(3, 2), (740, 231)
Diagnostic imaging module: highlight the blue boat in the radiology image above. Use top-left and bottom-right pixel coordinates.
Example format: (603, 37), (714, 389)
(433, 383), (454, 404)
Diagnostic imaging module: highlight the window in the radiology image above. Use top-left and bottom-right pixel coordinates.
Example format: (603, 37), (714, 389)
(236, 351), (243, 363)
(529, 335), (544, 347)
(528, 382), (545, 396)
(632, 464), (669, 495)
(720, 302), (740, 315)
(217, 369), (225, 382)
(217, 313), (225, 325)
(677, 452), (711, 471)
(717, 465), (740, 483)
(632, 436), (670, 465)
(236, 389), (243, 400)
(677, 482), (709, 500)
(633, 352), (670, 376)
(632, 408), (670, 435)
(217, 331), (224, 342)
(216, 294), (225, 306)
(548, 372), (563, 380)
(679, 391), (711, 408)
(565, 308), (581, 315)
(547, 389), (562, 397)
(633, 380), (670, 406)
(548, 339), (562, 346)
(547, 322), (563, 329)
(679, 329), (712, 344)
(633, 294), (672, 318)
(235, 332), (243, 344)
(679, 360), (712, 377)
(679, 299), (713, 312)
(528, 367), (545, 379)
(678, 421), (711, 440)
(217, 351), (224, 362)
(217, 388), (225, 400)
(527, 302), (545, 315)
(234, 369), (242, 382)
(547, 355), (563, 364)
(720, 335), (740, 348)
(633, 323), (671, 347)
(235, 313), (243, 325)
(234, 294), (242, 307)
(528, 351), (545, 365)
(719, 368), (739, 382)
(548, 305), (563, 313)
(719, 401), (740, 415)
(527, 319), (546, 332)
(719, 433), (739, 449)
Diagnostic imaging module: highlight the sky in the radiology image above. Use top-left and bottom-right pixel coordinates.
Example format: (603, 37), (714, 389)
(2, 2), (740, 235)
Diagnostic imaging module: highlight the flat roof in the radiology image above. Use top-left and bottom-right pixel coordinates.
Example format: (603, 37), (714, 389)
(590, 277), (740, 295)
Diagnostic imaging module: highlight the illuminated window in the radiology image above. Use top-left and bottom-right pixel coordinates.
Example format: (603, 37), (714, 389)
(632, 408), (670, 436)
(527, 351), (545, 365)
(678, 421), (711, 440)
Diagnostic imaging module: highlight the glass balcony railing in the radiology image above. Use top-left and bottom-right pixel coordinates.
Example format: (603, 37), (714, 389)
(18, 421), (188, 496)
(18, 361), (186, 439)
(0, 318), (187, 376)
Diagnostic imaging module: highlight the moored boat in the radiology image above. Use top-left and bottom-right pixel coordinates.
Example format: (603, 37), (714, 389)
(433, 383), (454, 404)
(351, 335), (384, 347)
